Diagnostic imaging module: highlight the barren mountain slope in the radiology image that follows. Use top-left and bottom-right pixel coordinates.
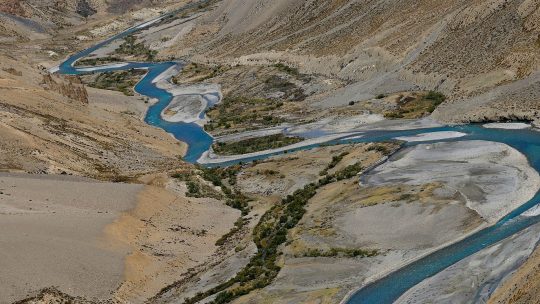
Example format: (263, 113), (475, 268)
(165, 0), (540, 123)
(0, 54), (184, 179)
(0, 0), (187, 47)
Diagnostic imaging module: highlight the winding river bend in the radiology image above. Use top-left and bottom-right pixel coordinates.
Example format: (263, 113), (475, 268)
(57, 5), (540, 304)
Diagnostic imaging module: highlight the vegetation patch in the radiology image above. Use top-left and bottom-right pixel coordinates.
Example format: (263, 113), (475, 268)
(172, 62), (228, 83)
(185, 179), (223, 199)
(172, 166), (251, 214)
(273, 63), (300, 76)
(264, 75), (306, 101)
(205, 96), (286, 133)
(171, 166), (251, 249)
(115, 35), (157, 61)
(384, 91), (446, 119)
(184, 182), (318, 304)
(319, 152), (349, 175)
(298, 247), (378, 258)
(82, 69), (146, 96)
(74, 56), (122, 67)
(182, 152), (388, 304)
(215, 218), (247, 246)
(213, 134), (304, 155)
(197, 166), (252, 216)
(366, 143), (393, 155)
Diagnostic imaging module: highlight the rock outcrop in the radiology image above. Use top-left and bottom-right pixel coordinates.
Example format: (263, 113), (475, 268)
(42, 74), (89, 104)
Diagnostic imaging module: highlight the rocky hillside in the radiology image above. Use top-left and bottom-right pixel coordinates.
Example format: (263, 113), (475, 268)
(165, 0), (540, 123)
(0, 0), (27, 17)
(0, 0), (182, 43)
(0, 54), (184, 179)
(0, 0), (161, 19)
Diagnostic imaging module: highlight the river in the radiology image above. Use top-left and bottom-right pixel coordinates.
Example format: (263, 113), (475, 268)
(56, 4), (540, 304)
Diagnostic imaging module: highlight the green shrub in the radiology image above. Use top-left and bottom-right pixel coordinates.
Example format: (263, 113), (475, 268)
(367, 144), (391, 155)
(183, 152), (380, 304)
(273, 63), (299, 76)
(300, 247), (378, 258)
(213, 134), (303, 156)
(383, 91), (446, 119)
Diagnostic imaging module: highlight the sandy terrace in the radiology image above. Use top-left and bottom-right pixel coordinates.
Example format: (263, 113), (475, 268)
(0, 172), (141, 303)
(0, 171), (241, 304)
(108, 175), (240, 303)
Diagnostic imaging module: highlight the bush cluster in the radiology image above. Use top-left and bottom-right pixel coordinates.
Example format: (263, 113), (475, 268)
(212, 134), (303, 155)
(205, 96), (285, 132)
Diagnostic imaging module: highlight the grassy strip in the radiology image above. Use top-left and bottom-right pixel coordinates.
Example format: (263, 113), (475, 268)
(213, 134), (304, 155)
(183, 159), (370, 304)
(319, 151), (349, 176)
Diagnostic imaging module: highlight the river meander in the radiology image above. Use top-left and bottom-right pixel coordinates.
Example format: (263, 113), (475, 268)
(56, 5), (540, 304)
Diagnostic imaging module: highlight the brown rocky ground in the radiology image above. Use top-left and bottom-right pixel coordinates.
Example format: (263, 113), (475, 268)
(0, 54), (185, 179)
(488, 245), (540, 304)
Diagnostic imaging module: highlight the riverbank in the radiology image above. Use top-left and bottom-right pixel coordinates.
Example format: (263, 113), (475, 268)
(396, 221), (540, 304)
(197, 132), (358, 164)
